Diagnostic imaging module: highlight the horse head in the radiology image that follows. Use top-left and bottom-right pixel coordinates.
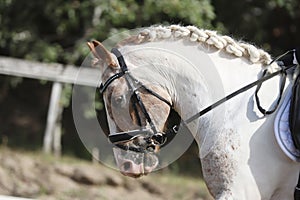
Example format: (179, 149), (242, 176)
(87, 40), (176, 178)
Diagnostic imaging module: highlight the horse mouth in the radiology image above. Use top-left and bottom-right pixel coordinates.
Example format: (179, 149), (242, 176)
(113, 148), (159, 178)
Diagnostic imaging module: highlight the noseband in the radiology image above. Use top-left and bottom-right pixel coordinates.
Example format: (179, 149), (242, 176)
(100, 48), (178, 153)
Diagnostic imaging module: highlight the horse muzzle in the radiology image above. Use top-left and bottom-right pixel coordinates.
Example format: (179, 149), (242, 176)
(113, 147), (159, 178)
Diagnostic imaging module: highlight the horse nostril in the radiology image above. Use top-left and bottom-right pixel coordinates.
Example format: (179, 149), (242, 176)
(122, 161), (132, 171)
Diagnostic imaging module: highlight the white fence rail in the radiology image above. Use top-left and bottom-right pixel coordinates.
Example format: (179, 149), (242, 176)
(0, 56), (99, 87)
(0, 56), (100, 155)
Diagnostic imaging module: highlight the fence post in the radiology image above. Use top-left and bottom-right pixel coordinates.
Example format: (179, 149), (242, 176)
(43, 82), (63, 154)
(53, 106), (63, 157)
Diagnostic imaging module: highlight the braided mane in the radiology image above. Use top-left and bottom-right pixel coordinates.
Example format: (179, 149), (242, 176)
(118, 25), (272, 65)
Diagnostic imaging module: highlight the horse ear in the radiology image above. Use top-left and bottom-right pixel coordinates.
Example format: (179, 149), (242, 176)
(87, 40), (117, 67)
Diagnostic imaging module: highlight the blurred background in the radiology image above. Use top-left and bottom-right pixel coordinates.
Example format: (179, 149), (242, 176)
(0, 0), (300, 199)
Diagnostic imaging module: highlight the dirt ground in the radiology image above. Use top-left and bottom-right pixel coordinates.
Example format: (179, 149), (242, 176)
(0, 148), (212, 200)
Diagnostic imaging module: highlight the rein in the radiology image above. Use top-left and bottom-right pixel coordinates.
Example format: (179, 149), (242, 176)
(99, 48), (296, 153)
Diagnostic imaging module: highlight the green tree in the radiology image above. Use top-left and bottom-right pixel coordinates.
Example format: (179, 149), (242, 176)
(0, 0), (215, 65)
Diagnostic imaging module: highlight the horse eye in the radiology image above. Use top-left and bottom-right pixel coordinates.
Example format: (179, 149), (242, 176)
(113, 95), (125, 105)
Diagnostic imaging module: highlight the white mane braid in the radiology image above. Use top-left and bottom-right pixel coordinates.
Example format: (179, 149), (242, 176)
(118, 25), (272, 65)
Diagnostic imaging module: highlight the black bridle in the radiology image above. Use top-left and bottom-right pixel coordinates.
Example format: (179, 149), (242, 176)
(100, 48), (177, 153)
(100, 48), (297, 153)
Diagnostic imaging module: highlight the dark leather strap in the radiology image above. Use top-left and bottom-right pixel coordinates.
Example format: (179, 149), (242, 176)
(255, 69), (287, 115)
(111, 48), (128, 71)
(277, 48), (300, 67)
(99, 71), (125, 93)
(109, 129), (150, 144)
(185, 64), (294, 123)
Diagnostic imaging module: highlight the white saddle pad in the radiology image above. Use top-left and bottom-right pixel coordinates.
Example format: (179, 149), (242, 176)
(274, 84), (300, 162)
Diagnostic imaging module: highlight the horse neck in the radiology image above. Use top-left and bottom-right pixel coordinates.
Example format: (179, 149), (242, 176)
(171, 46), (271, 158)
(174, 46), (266, 136)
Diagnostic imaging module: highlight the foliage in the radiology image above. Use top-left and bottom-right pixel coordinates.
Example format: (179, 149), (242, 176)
(212, 0), (300, 55)
(0, 0), (93, 64)
(0, 0), (215, 65)
(1, 0), (299, 63)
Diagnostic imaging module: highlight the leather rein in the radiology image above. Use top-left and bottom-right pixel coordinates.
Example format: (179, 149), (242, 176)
(99, 48), (296, 153)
